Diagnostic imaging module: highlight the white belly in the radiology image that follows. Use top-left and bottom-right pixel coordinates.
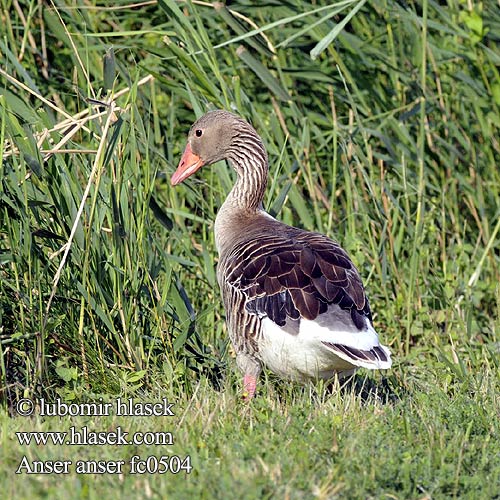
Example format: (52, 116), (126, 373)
(257, 304), (389, 381)
(259, 333), (356, 381)
(258, 323), (356, 380)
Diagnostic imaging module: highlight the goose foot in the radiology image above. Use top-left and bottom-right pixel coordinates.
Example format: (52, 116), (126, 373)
(242, 374), (257, 400)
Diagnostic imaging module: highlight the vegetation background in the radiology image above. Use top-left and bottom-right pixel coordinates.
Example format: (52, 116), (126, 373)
(1, 0), (499, 498)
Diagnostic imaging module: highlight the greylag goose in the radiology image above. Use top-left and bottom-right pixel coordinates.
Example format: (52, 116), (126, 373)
(171, 110), (392, 399)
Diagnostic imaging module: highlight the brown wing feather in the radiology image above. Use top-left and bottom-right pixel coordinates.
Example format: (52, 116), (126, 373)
(224, 228), (372, 328)
(323, 342), (390, 364)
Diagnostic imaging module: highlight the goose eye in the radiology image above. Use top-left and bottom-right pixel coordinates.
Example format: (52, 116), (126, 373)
(195, 129), (203, 137)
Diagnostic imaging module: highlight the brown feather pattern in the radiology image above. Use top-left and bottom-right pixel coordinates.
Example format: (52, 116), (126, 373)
(323, 342), (390, 364)
(224, 228), (371, 328)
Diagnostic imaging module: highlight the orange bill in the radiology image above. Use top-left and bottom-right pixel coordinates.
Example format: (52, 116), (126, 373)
(171, 143), (204, 186)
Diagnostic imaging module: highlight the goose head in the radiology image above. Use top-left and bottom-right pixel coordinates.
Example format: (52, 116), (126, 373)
(171, 110), (244, 186)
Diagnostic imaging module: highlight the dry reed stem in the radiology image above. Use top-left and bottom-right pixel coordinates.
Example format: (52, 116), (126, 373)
(43, 100), (119, 328)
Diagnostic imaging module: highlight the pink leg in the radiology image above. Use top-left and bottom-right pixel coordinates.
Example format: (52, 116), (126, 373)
(243, 374), (257, 400)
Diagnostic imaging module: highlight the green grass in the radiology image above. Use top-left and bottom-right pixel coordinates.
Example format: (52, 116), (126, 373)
(1, 364), (499, 499)
(1, 0), (499, 498)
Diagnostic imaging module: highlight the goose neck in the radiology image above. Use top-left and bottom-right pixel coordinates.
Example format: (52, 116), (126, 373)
(225, 135), (268, 211)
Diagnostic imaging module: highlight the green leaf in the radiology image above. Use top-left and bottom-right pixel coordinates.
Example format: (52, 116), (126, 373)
(103, 47), (116, 92)
(236, 45), (290, 102)
(310, 0), (368, 60)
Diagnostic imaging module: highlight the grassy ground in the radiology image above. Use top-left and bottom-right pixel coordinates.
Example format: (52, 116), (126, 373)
(1, 366), (499, 499)
(1, 0), (499, 498)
